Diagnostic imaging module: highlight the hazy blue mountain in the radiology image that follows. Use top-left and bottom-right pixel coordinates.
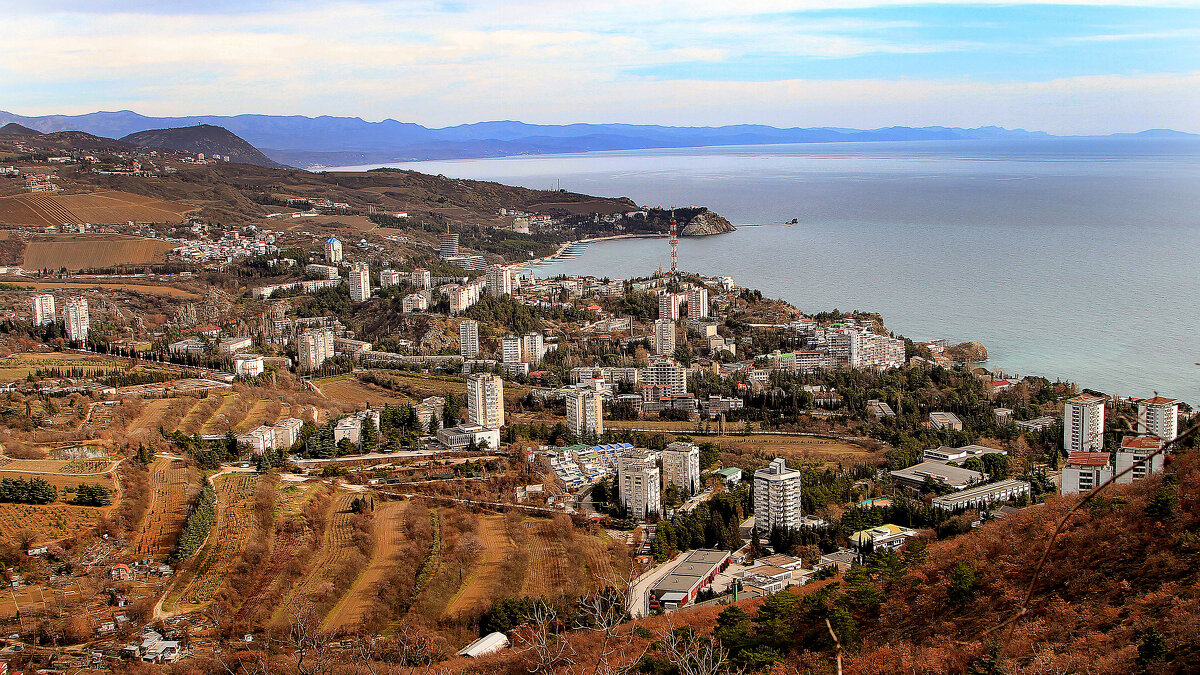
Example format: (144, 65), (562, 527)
(0, 109), (1190, 167)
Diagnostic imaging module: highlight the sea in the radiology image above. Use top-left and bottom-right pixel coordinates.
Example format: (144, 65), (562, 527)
(332, 137), (1200, 401)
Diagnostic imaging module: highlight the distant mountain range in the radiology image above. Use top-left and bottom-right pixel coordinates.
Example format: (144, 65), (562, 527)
(0, 110), (1193, 169)
(120, 124), (284, 168)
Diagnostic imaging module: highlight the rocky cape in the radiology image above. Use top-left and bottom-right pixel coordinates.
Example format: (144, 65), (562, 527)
(680, 209), (735, 236)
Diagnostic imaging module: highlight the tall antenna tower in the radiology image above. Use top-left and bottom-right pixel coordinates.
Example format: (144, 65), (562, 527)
(669, 212), (679, 274)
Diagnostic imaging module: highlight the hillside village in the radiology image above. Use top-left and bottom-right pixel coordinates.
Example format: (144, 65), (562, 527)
(0, 127), (1192, 674)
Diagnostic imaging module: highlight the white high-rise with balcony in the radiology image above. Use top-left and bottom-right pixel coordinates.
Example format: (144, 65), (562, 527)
(486, 264), (512, 298)
(653, 319), (675, 355)
(502, 336), (523, 364)
(658, 292), (684, 320)
(754, 457), (803, 532)
(31, 294), (55, 325)
(297, 330), (335, 370)
(686, 286), (709, 318)
(643, 358), (687, 397)
(662, 441), (701, 495)
(566, 390), (603, 439)
(618, 451), (661, 520)
(1138, 396), (1178, 441)
(467, 372), (504, 429)
(522, 332), (545, 364)
(459, 319), (480, 359)
(411, 268), (431, 290)
(64, 297), (89, 342)
(349, 262), (371, 302)
(1064, 393), (1106, 452)
(324, 237), (343, 263)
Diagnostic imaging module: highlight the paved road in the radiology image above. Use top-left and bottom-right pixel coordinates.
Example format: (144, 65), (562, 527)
(628, 552), (683, 619)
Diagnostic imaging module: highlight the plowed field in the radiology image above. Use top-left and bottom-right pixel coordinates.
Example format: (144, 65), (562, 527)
(0, 191), (197, 229)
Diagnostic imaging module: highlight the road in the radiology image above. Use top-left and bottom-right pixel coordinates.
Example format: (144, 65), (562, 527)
(628, 552), (683, 618)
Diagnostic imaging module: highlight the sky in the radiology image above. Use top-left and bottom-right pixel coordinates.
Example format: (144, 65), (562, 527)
(2, 1), (1199, 133)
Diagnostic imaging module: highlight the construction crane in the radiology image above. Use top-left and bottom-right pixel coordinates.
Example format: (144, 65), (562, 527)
(669, 212), (679, 274)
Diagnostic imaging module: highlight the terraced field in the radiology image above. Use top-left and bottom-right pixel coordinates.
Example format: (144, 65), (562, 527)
(324, 500), (408, 630)
(0, 194), (197, 231)
(0, 503), (105, 545)
(164, 473), (260, 610)
(444, 514), (514, 617)
(129, 457), (200, 559)
(274, 493), (364, 623)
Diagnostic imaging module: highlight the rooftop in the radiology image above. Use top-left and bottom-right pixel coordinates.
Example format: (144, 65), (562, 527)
(890, 461), (984, 489)
(1120, 435), (1165, 451)
(1067, 451), (1111, 467)
(1068, 393), (1107, 404)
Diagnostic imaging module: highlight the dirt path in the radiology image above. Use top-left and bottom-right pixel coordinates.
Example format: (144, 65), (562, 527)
(323, 500), (408, 631)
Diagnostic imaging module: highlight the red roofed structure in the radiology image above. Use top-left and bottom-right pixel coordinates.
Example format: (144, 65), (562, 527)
(1067, 451), (1111, 467)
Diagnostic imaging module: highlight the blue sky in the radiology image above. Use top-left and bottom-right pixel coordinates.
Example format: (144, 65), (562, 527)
(2, 1), (1198, 132)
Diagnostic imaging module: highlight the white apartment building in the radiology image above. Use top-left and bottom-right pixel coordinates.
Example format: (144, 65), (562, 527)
(233, 354), (264, 378)
(1061, 451), (1113, 494)
(1115, 435), (1166, 484)
(467, 372), (504, 429)
(686, 286), (709, 318)
(662, 441), (701, 495)
(829, 328), (905, 369)
(485, 264), (512, 298)
(502, 336), (523, 364)
(237, 425), (276, 454)
(438, 233), (459, 258)
(1137, 396), (1178, 441)
(643, 358), (687, 397)
(218, 335), (254, 355)
(324, 237), (343, 263)
(566, 390), (604, 439)
(349, 262), (371, 302)
(459, 319), (480, 359)
(659, 292), (684, 321)
(333, 417), (361, 448)
(653, 318), (676, 355)
(754, 457), (803, 532)
(64, 297), (89, 342)
(380, 269), (401, 288)
(272, 417), (304, 450)
(305, 263), (340, 280)
(297, 329), (335, 370)
(402, 293), (428, 312)
(411, 268), (431, 290)
(522, 332), (545, 364)
(1064, 393), (1106, 452)
(618, 451), (661, 519)
(31, 294), (55, 326)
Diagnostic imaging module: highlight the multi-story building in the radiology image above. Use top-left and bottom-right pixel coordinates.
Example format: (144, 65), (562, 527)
(467, 372), (504, 429)
(502, 336), (523, 364)
(754, 457), (803, 532)
(380, 269), (401, 289)
(485, 264), (512, 298)
(411, 268), (431, 290)
(931, 480), (1031, 511)
(653, 318), (676, 355)
(522, 332), (545, 364)
(658, 292), (684, 321)
(1062, 451), (1113, 494)
(1115, 435), (1166, 484)
(929, 411), (963, 431)
(686, 286), (709, 318)
(31, 294), (55, 326)
(233, 353), (264, 378)
(402, 293), (428, 312)
(413, 396), (445, 432)
(297, 329), (335, 370)
(662, 441), (701, 495)
(438, 233), (460, 258)
(324, 236), (342, 263)
(828, 328), (905, 369)
(459, 319), (480, 359)
(1137, 396), (1178, 441)
(618, 451), (661, 519)
(349, 262), (371, 302)
(643, 358), (687, 397)
(305, 263), (341, 280)
(272, 417), (305, 450)
(566, 390), (604, 440)
(218, 335), (254, 355)
(1064, 393), (1106, 452)
(64, 297), (89, 342)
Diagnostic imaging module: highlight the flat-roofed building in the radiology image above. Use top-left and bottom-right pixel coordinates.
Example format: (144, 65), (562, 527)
(1115, 435), (1166, 484)
(618, 451), (661, 520)
(233, 353), (264, 378)
(64, 296), (89, 342)
(754, 457), (803, 532)
(380, 269), (401, 288)
(566, 389), (603, 440)
(686, 286), (709, 318)
(1062, 451), (1113, 494)
(889, 460), (984, 492)
(467, 372), (504, 429)
(1137, 396), (1178, 441)
(1064, 393), (1106, 452)
(928, 411), (963, 431)
(648, 549), (731, 612)
(32, 293), (55, 325)
(932, 479), (1031, 510)
(272, 417), (304, 450)
(662, 441), (700, 495)
(848, 523), (918, 550)
(459, 319), (480, 359)
(297, 329), (335, 370)
(411, 268), (431, 289)
(436, 423), (500, 451)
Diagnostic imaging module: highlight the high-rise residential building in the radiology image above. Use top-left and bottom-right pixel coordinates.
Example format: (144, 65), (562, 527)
(1061, 451), (1113, 494)
(502, 336), (523, 364)
(64, 297), (89, 342)
(686, 286), (709, 318)
(459, 319), (480, 359)
(1064, 393), (1106, 452)
(297, 329), (335, 370)
(754, 457), (803, 532)
(31, 294), (55, 326)
(1115, 435), (1166, 484)
(324, 236), (343, 263)
(1137, 396), (1178, 441)
(411, 268), (431, 290)
(653, 318), (676, 355)
(617, 451), (661, 519)
(521, 332), (545, 364)
(662, 441), (701, 495)
(643, 358), (687, 397)
(349, 262), (371, 302)
(485, 264), (512, 298)
(658, 292), (684, 320)
(467, 372), (504, 429)
(438, 233), (460, 258)
(380, 269), (401, 289)
(829, 328), (905, 369)
(566, 390), (603, 439)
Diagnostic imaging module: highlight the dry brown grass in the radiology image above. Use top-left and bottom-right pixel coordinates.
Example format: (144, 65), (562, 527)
(14, 281), (199, 298)
(323, 499), (408, 631)
(0, 191), (196, 229)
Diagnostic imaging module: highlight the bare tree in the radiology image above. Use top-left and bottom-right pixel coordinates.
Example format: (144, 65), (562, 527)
(569, 566), (648, 675)
(512, 600), (578, 673)
(283, 607), (337, 675)
(657, 617), (732, 675)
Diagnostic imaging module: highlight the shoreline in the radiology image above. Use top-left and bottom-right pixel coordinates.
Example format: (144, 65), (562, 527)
(520, 232), (669, 268)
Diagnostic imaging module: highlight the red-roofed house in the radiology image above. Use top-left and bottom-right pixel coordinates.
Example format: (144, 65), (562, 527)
(1116, 435), (1166, 484)
(1063, 451), (1113, 494)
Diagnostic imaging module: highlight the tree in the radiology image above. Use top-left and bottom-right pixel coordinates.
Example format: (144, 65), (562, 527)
(947, 561), (978, 604)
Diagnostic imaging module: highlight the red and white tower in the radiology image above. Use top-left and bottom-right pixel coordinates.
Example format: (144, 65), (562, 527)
(669, 214), (679, 274)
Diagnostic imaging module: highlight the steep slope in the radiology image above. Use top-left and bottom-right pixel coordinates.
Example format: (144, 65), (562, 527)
(120, 124), (285, 168)
(0, 122), (41, 136)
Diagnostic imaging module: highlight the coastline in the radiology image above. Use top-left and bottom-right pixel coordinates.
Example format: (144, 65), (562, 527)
(521, 232), (669, 268)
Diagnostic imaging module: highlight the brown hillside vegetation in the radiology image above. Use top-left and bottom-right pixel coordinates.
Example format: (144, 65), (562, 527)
(21, 233), (178, 270)
(0, 190), (197, 229)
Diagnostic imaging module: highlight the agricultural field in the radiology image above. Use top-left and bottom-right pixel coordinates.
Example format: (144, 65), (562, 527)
(163, 473), (260, 611)
(313, 375), (416, 409)
(273, 492), (367, 624)
(0, 579), (89, 620)
(324, 500), (407, 631)
(0, 352), (127, 382)
(518, 518), (624, 599)
(129, 457), (201, 559)
(0, 457), (117, 493)
(0, 191), (197, 230)
(444, 514), (512, 617)
(14, 280), (199, 298)
(0, 503), (106, 545)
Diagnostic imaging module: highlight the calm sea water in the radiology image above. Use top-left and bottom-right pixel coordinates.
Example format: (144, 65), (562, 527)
(335, 138), (1200, 401)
